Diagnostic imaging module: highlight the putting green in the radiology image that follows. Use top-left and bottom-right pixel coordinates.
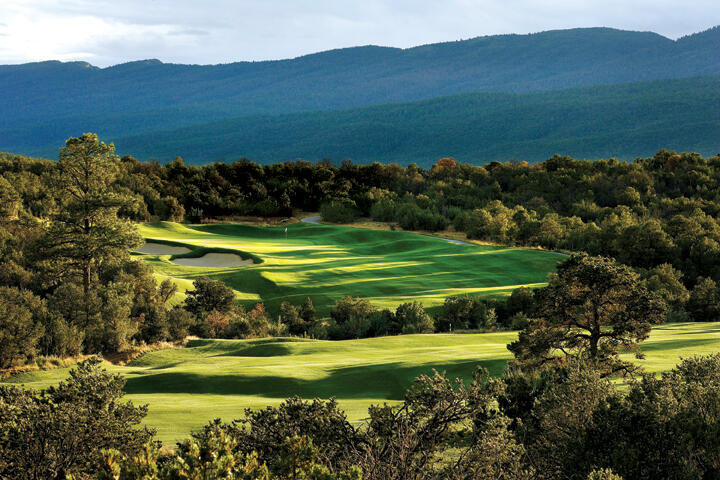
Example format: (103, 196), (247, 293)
(4, 322), (720, 444)
(133, 221), (564, 315)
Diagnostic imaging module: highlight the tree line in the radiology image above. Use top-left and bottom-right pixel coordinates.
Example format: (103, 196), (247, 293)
(1, 136), (719, 368)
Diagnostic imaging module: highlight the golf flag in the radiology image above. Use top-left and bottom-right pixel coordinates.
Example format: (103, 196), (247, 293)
(285, 227), (287, 233)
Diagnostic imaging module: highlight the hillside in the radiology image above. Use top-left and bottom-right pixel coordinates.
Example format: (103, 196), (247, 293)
(110, 75), (720, 166)
(1, 26), (718, 161)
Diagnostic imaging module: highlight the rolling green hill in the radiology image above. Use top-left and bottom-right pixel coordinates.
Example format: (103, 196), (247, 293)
(112, 75), (720, 166)
(134, 221), (564, 315)
(4, 322), (719, 444)
(1, 26), (718, 161)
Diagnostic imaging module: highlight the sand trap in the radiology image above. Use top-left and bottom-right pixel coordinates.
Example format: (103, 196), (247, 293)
(171, 253), (253, 268)
(136, 242), (191, 255)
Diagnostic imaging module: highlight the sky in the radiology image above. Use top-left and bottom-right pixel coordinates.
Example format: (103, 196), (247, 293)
(0, 0), (718, 67)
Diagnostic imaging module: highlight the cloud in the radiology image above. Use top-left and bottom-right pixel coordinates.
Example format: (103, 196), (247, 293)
(0, 0), (717, 66)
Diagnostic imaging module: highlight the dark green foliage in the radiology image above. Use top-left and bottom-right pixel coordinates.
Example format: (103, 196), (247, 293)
(170, 425), (269, 479)
(0, 287), (45, 368)
(39, 133), (143, 293)
(644, 263), (690, 307)
(330, 297), (375, 325)
(509, 254), (667, 375)
(320, 198), (360, 224)
(167, 306), (195, 341)
(279, 301), (308, 336)
(515, 355), (720, 480)
(393, 301), (434, 334)
(687, 277), (720, 322)
(79, 75), (720, 165)
(229, 397), (362, 473)
(0, 358), (154, 480)
(187, 206), (204, 223)
(185, 276), (237, 318)
(299, 297), (316, 325)
(436, 295), (496, 331)
(0, 176), (21, 219)
(506, 288), (536, 318)
(3, 27), (719, 162)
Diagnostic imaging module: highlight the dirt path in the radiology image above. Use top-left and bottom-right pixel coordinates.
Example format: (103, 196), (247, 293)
(301, 215), (322, 224)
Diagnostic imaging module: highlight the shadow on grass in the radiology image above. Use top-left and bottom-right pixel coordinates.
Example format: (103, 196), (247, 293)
(123, 358), (508, 400)
(641, 337), (720, 352)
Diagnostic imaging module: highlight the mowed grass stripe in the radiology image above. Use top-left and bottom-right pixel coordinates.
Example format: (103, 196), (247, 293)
(4, 322), (720, 444)
(134, 221), (564, 314)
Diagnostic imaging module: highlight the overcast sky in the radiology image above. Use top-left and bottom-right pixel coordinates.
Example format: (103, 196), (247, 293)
(0, 0), (718, 67)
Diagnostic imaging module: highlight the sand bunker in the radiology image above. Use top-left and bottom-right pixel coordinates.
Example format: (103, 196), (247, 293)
(171, 253), (253, 268)
(136, 242), (191, 255)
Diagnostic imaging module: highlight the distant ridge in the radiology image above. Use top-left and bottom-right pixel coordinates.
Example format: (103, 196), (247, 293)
(1, 26), (718, 162)
(106, 75), (720, 166)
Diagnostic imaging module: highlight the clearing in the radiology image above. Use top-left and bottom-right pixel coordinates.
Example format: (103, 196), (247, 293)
(133, 221), (564, 314)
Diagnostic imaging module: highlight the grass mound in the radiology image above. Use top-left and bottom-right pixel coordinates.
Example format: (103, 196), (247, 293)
(4, 322), (719, 444)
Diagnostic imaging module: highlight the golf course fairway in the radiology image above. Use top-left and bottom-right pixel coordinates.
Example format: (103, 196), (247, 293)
(133, 221), (565, 314)
(4, 322), (720, 444)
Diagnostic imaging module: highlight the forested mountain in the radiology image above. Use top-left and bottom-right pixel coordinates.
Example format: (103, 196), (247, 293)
(103, 76), (720, 166)
(1, 26), (718, 162)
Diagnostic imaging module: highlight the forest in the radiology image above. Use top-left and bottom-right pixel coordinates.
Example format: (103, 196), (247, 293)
(1, 134), (720, 479)
(1, 136), (720, 364)
(111, 75), (720, 165)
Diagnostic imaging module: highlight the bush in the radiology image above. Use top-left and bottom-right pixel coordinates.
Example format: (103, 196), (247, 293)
(0, 358), (154, 479)
(370, 199), (397, 222)
(205, 310), (231, 338)
(0, 287), (45, 368)
(687, 277), (720, 321)
(509, 312), (529, 331)
(320, 198), (360, 223)
(436, 295), (495, 331)
(330, 297), (375, 325)
(167, 307), (194, 341)
(279, 301), (309, 336)
(506, 287), (536, 317)
(394, 301), (434, 334)
(185, 276), (236, 319)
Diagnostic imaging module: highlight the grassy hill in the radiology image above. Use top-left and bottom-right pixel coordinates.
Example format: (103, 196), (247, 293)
(134, 221), (564, 315)
(1, 26), (718, 161)
(110, 75), (720, 166)
(4, 322), (720, 444)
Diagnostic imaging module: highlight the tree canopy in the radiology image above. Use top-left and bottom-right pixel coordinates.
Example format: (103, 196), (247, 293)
(508, 254), (666, 375)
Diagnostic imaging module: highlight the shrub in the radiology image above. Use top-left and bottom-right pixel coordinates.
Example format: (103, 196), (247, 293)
(0, 358), (154, 479)
(394, 301), (434, 334)
(437, 295), (495, 331)
(320, 198), (360, 223)
(205, 310), (231, 338)
(331, 297), (375, 325)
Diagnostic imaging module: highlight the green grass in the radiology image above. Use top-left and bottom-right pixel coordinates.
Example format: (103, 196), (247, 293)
(4, 322), (720, 444)
(133, 221), (564, 315)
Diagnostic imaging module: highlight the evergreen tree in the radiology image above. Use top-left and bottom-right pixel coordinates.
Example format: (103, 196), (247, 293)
(40, 133), (142, 293)
(299, 297), (316, 325)
(509, 254), (666, 375)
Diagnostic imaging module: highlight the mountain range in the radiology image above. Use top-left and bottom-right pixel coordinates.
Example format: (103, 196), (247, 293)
(1, 26), (718, 164)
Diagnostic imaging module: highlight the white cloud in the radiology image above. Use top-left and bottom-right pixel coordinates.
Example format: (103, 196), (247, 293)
(0, 0), (717, 66)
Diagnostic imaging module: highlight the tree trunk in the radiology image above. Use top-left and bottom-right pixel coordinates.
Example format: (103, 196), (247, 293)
(83, 261), (91, 294)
